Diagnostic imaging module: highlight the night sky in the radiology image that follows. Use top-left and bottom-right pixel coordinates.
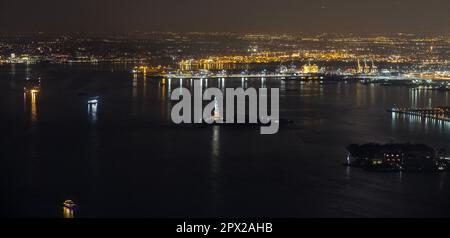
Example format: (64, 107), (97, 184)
(0, 0), (448, 34)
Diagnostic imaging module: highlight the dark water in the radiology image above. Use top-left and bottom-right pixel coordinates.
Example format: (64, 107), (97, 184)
(1, 64), (450, 218)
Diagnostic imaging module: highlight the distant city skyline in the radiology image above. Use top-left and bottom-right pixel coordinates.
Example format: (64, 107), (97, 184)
(0, 0), (448, 34)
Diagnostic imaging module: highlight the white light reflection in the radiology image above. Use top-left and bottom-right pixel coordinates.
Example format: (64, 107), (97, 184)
(211, 125), (221, 213)
(88, 103), (98, 123)
(168, 78), (172, 95)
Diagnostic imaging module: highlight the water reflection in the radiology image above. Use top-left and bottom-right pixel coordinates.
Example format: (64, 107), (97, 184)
(23, 90), (38, 124)
(131, 73), (139, 117)
(63, 207), (74, 218)
(9, 64), (16, 76)
(345, 155), (352, 180)
(168, 78), (172, 95)
(132, 73), (138, 98)
(369, 84), (375, 106)
(31, 91), (37, 123)
(23, 92), (26, 113)
(88, 103), (98, 123)
(345, 166), (351, 180)
(391, 113), (450, 135)
(355, 83), (363, 107)
(211, 125), (221, 212)
(391, 112), (398, 129)
(211, 126), (220, 168)
(159, 78), (168, 120)
(408, 89), (442, 109)
(143, 73), (147, 98)
(446, 92), (449, 105)
(410, 89), (418, 108)
(25, 64), (31, 79)
(242, 78), (247, 89)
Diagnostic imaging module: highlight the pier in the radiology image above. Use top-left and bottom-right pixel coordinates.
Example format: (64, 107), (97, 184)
(136, 70), (425, 82)
(159, 73), (330, 80)
(389, 107), (450, 122)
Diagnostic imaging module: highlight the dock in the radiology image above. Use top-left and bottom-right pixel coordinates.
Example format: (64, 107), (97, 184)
(158, 73), (331, 80)
(388, 107), (450, 122)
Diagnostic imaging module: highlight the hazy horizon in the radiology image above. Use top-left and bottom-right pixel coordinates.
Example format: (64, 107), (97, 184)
(0, 0), (448, 34)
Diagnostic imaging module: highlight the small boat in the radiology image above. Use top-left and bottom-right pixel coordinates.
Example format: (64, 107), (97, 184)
(63, 200), (77, 209)
(24, 77), (41, 93)
(88, 96), (100, 104)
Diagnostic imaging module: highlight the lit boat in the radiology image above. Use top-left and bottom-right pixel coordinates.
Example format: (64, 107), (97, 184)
(63, 200), (76, 218)
(88, 96), (100, 104)
(63, 200), (77, 209)
(24, 77), (41, 93)
(24, 86), (40, 93)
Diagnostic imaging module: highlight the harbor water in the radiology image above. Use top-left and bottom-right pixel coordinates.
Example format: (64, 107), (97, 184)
(1, 64), (450, 217)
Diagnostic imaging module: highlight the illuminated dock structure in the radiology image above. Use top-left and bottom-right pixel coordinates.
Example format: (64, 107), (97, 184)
(159, 73), (425, 82)
(138, 67), (435, 83)
(389, 107), (450, 122)
(160, 72), (330, 80)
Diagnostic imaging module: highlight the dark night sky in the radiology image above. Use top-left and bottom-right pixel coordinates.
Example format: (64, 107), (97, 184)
(0, 0), (448, 34)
